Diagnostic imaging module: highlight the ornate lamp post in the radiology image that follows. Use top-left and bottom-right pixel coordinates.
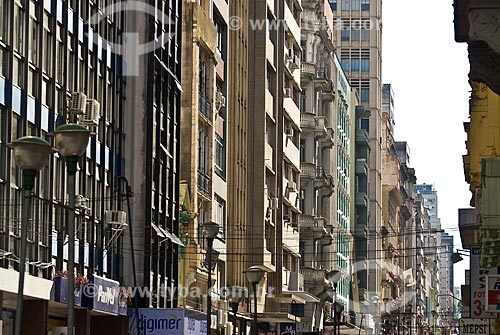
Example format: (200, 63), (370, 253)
(245, 266), (266, 335)
(52, 124), (91, 335)
(7, 136), (55, 335)
(201, 222), (220, 335)
(227, 285), (246, 335)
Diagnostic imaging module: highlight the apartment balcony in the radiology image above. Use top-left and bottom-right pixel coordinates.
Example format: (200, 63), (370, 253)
(198, 95), (212, 123)
(283, 269), (305, 291)
(282, 223), (299, 255)
(265, 141), (274, 172)
(299, 214), (328, 232)
(355, 158), (368, 176)
(355, 192), (368, 207)
(284, 2), (300, 45)
(284, 96), (301, 129)
(265, 89), (274, 119)
(322, 127), (335, 149)
(283, 136), (300, 170)
(301, 267), (328, 286)
(187, 1), (217, 54)
(301, 62), (316, 83)
(321, 81), (335, 102)
(314, 68), (330, 89)
(300, 162), (316, 181)
(315, 166), (335, 195)
(314, 116), (328, 139)
(197, 170), (211, 197)
(300, 112), (316, 130)
(355, 129), (370, 148)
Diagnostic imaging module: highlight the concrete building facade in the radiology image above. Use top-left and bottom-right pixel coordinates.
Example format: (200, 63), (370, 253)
(333, 0), (384, 308)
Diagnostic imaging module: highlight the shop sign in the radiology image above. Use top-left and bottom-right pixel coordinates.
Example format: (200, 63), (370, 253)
(459, 319), (490, 335)
(470, 247), (498, 318)
(84, 274), (120, 314)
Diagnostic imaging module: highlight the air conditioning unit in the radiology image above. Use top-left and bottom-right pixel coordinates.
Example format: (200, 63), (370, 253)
(285, 126), (294, 137)
(269, 197), (279, 209)
(291, 55), (300, 70)
(79, 99), (100, 126)
(288, 181), (297, 190)
(69, 92), (87, 114)
(217, 309), (228, 326)
(284, 88), (292, 98)
(215, 91), (226, 110)
(105, 210), (127, 226)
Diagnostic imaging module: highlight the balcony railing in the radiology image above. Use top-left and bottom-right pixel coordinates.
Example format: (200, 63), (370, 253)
(197, 170), (211, 196)
(198, 95), (212, 121)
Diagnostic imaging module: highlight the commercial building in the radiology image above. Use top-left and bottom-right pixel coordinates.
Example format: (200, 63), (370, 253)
(333, 0), (384, 310)
(0, 0), (183, 332)
(299, 1), (358, 333)
(177, 0), (231, 332)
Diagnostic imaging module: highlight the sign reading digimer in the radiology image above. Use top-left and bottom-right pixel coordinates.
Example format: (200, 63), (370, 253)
(128, 309), (207, 335)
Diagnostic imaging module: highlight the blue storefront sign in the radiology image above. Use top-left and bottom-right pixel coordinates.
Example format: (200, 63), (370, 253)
(53, 277), (82, 306)
(280, 323), (297, 335)
(83, 274), (120, 314)
(128, 308), (207, 335)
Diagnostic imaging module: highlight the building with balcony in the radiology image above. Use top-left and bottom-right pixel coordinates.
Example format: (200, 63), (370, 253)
(245, 0), (311, 329)
(333, 0), (384, 309)
(177, 0), (231, 332)
(380, 84), (420, 335)
(298, 1), (360, 333)
(454, 0), (500, 269)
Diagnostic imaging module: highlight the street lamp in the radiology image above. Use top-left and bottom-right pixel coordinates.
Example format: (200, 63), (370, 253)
(8, 136), (54, 335)
(201, 222), (220, 335)
(246, 265), (266, 335)
(326, 270), (342, 335)
(52, 124), (91, 335)
(226, 285), (246, 335)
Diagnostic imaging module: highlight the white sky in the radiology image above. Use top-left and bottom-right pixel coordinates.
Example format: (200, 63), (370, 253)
(382, 0), (471, 286)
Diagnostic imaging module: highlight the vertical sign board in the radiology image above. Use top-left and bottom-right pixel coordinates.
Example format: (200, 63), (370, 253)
(470, 247), (498, 318)
(459, 319), (490, 335)
(485, 275), (500, 312)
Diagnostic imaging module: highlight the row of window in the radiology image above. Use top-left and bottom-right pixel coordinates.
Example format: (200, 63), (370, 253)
(330, 0), (370, 11)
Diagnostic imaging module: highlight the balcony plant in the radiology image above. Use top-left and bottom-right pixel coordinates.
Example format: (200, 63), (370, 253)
(53, 271), (88, 306)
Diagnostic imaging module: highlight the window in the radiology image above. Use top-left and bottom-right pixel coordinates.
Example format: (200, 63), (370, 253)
(362, 0), (370, 11)
(351, 0), (360, 10)
(341, 58), (349, 71)
(213, 15), (226, 58)
(198, 125), (209, 174)
(42, 13), (53, 75)
(12, 57), (23, 87)
(300, 139), (306, 162)
(215, 134), (225, 177)
(0, 0), (8, 42)
(28, 1), (38, 66)
(361, 28), (370, 41)
(341, 0), (349, 10)
(214, 196), (226, 239)
(361, 87), (369, 102)
(330, 0), (337, 11)
(360, 119), (369, 132)
(361, 57), (369, 72)
(352, 29), (360, 41)
(351, 58), (359, 72)
(341, 29), (350, 41)
(13, 2), (24, 53)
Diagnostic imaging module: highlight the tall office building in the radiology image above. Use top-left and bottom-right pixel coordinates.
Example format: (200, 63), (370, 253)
(0, 0), (183, 331)
(333, 0), (384, 302)
(123, 0), (183, 312)
(247, 0), (307, 328)
(299, 1), (357, 332)
(177, 0), (231, 331)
